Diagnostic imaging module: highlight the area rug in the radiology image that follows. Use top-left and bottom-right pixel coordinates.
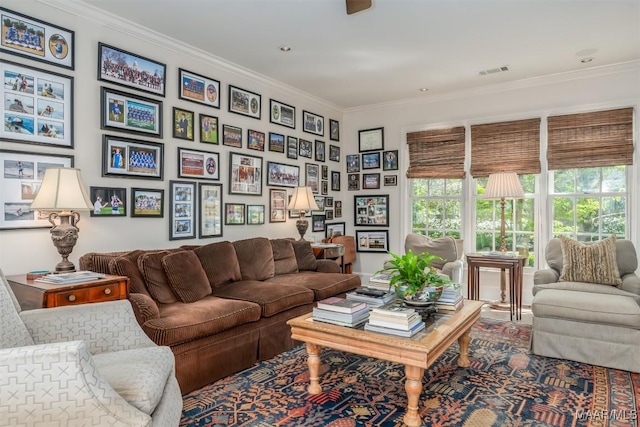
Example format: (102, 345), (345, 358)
(180, 318), (639, 426)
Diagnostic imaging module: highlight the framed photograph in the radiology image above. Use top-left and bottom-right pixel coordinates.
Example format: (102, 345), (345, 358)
(325, 197), (334, 207)
(178, 147), (219, 180)
(315, 140), (325, 162)
(169, 180), (196, 240)
(325, 222), (345, 238)
(98, 43), (165, 97)
(198, 182), (223, 238)
(228, 85), (261, 119)
(358, 127), (384, 152)
(299, 139), (312, 159)
(0, 8), (75, 69)
(312, 214), (326, 232)
(269, 99), (295, 129)
(100, 86), (162, 138)
(321, 165), (328, 180)
(229, 152), (262, 196)
(356, 230), (389, 253)
(384, 175), (398, 186)
(247, 205), (265, 225)
(287, 136), (298, 159)
(222, 124), (242, 148)
(305, 163), (319, 193)
(354, 195), (389, 226)
(321, 180), (328, 195)
(362, 152), (381, 169)
(363, 173), (381, 189)
(1, 60), (73, 147)
(178, 68), (220, 109)
(383, 150), (399, 171)
(288, 194), (311, 219)
(131, 187), (164, 218)
(199, 114), (218, 144)
(329, 119), (340, 141)
(89, 186), (125, 217)
(303, 110), (324, 136)
(348, 173), (360, 191)
(267, 161), (299, 187)
(269, 188), (287, 223)
(314, 195), (325, 212)
(225, 203), (245, 225)
(247, 129), (265, 151)
(173, 107), (194, 141)
(334, 200), (342, 218)
(346, 154), (360, 173)
(329, 145), (340, 162)
(331, 171), (341, 191)
(326, 210), (334, 220)
(269, 132), (285, 153)
(102, 134), (163, 180)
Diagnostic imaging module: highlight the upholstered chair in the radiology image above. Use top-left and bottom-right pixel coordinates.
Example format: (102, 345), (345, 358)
(403, 234), (465, 284)
(0, 268), (183, 426)
(330, 235), (357, 274)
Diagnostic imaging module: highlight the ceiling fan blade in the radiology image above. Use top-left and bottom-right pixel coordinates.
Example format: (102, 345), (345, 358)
(346, 0), (372, 15)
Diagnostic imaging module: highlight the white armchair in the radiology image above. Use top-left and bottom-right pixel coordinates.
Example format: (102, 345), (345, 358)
(0, 268), (182, 426)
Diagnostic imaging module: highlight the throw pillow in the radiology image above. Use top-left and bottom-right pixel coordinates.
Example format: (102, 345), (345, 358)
(291, 240), (318, 271)
(270, 239), (299, 275)
(161, 251), (211, 303)
(138, 251), (179, 304)
(194, 241), (242, 288)
(233, 237), (276, 281)
(108, 250), (151, 296)
(559, 235), (622, 286)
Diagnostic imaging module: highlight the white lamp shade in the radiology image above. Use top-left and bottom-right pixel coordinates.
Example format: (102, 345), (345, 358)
(287, 186), (319, 211)
(30, 168), (93, 211)
(484, 172), (524, 200)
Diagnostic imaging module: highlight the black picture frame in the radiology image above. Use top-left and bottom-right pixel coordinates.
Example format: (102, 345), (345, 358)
(299, 139), (313, 159)
(98, 42), (166, 97)
(356, 230), (389, 253)
(267, 161), (299, 187)
(321, 165), (328, 180)
(270, 188), (287, 223)
(89, 186), (126, 217)
(315, 140), (325, 162)
(269, 132), (285, 153)
(331, 171), (341, 191)
(269, 99), (295, 129)
(178, 68), (220, 109)
(312, 214), (326, 232)
(247, 129), (265, 151)
(225, 203), (245, 225)
(305, 163), (320, 193)
(346, 154), (360, 173)
(384, 175), (398, 186)
(102, 134), (163, 180)
(382, 150), (399, 171)
(363, 173), (381, 189)
(169, 180), (196, 240)
(287, 136), (298, 159)
(100, 86), (162, 138)
(199, 182), (223, 238)
(325, 222), (345, 238)
(362, 152), (381, 169)
(178, 147), (219, 180)
(329, 119), (340, 141)
(329, 145), (340, 162)
(228, 85), (261, 119)
(303, 110), (324, 136)
(354, 195), (389, 226)
(358, 127), (384, 152)
(222, 124), (242, 148)
(199, 114), (219, 144)
(131, 187), (164, 218)
(173, 107), (194, 141)
(347, 173), (360, 191)
(228, 152), (263, 196)
(246, 205), (265, 225)
(335, 200), (342, 218)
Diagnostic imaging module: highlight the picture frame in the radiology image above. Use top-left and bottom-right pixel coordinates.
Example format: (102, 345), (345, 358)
(321, 165), (328, 180)
(299, 139), (313, 159)
(303, 110), (324, 136)
(100, 86), (162, 138)
(1, 60), (73, 147)
(173, 107), (194, 141)
(321, 180), (328, 195)
(169, 180), (196, 240)
(228, 152), (262, 196)
(225, 203), (245, 225)
(246, 204), (265, 225)
(354, 195), (389, 226)
(331, 171), (341, 191)
(131, 187), (164, 218)
(269, 99), (295, 129)
(222, 124), (242, 148)
(288, 194), (311, 219)
(0, 8), (75, 70)
(334, 200), (342, 218)
(362, 152), (381, 169)
(267, 161), (299, 187)
(358, 127), (384, 152)
(382, 150), (399, 171)
(305, 163), (319, 193)
(247, 129), (265, 151)
(198, 182), (223, 238)
(98, 42), (166, 97)
(312, 214), (326, 232)
(89, 186), (126, 217)
(325, 197), (334, 207)
(346, 154), (360, 173)
(178, 147), (219, 180)
(178, 68), (220, 109)
(384, 175), (398, 186)
(363, 173), (381, 189)
(329, 119), (340, 141)
(329, 145), (340, 162)
(199, 114), (218, 144)
(269, 132), (285, 153)
(356, 230), (389, 253)
(315, 140), (325, 162)
(269, 188), (287, 223)
(228, 85), (261, 119)
(102, 134), (163, 180)
(326, 210), (334, 220)
(314, 195), (325, 212)
(287, 136), (298, 159)
(347, 173), (360, 191)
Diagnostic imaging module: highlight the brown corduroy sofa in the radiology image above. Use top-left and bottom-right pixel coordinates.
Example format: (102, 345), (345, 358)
(79, 237), (361, 394)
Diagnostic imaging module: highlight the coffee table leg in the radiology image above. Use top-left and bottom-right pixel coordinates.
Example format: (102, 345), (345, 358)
(403, 365), (424, 427)
(306, 342), (322, 394)
(457, 328), (471, 367)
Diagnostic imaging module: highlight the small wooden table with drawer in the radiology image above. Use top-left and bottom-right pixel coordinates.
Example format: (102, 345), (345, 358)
(6, 274), (129, 310)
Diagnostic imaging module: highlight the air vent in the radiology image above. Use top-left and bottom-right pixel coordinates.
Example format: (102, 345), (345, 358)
(479, 65), (510, 76)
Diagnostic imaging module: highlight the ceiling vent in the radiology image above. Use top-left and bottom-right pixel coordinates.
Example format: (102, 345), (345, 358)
(479, 65), (510, 76)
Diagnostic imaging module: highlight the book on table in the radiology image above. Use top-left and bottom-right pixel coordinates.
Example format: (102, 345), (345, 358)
(312, 307), (369, 327)
(370, 305), (416, 318)
(316, 297), (367, 314)
(345, 288), (395, 307)
(364, 320), (426, 338)
(435, 299), (464, 312)
(368, 313), (422, 330)
(34, 271), (105, 285)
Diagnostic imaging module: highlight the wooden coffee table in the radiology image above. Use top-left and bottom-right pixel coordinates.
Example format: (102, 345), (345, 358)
(287, 300), (483, 427)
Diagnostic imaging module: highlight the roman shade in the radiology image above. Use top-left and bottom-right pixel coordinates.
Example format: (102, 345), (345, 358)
(406, 126), (465, 179)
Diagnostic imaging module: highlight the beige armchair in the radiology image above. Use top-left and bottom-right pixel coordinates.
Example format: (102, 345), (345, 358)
(0, 268), (183, 426)
(403, 234), (464, 284)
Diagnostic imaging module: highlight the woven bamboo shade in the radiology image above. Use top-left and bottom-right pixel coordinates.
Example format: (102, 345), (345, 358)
(547, 108), (634, 170)
(406, 126), (465, 179)
(470, 118), (541, 178)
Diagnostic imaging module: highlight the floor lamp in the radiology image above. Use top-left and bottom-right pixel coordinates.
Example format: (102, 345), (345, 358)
(484, 172), (524, 253)
(287, 186), (319, 241)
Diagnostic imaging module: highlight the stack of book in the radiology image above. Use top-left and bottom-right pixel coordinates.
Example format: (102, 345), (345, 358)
(312, 297), (370, 327)
(364, 306), (426, 337)
(34, 271), (105, 285)
(345, 287), (395, 308)
(365, 272), (392, 292)
(436, 283), (464, 312)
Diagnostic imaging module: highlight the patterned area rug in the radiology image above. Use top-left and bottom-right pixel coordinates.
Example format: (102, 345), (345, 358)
(181, 318), (639, 426)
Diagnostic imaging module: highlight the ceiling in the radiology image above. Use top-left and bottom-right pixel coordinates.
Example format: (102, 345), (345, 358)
(80, 0), (640, 109)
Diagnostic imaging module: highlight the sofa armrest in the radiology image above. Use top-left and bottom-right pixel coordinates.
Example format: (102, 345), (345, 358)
(621, 273), (640, 296)
(534, 268), (560, 285)
(441, 259), (463, 284)
(316, 259), (341, 273)
(129, 292), (160, 325)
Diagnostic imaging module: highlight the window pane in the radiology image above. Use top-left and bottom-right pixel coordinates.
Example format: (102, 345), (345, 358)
(430, 179), (444, 196)
(601, 196), (625, 235)
(476, 200), (494, 230)
(553, 197), (574, 234)
(445, 199), (461, 229)
(412, 200), (427, 231)
(576, 168), (599, 193)
(412, 180), (428, 197)
(553, 169), (575, 193)
(515, 199), (534, 232)
(427, 199), (444, 229)
(576, 197), (600, 234)
(447, 179), (463, 195)
(602, 166), (626, 192)
(476, 232), (494, 252)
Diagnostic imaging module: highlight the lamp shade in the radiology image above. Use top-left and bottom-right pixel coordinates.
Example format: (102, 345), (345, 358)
(287, 186), (319, 211)
(30, 168), (93, 211)
(484, 172), (524, 200)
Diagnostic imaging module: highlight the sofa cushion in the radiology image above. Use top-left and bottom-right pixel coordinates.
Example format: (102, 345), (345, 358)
(162, 251), (211, 303)
(213, 280), (314, 317)
(233, 237), (275, 281)
(270, 239), (299, 275)
(194, 241), (242, 288)
(138, 251), (179, 304)
(559, 235), (622, 286)
(108, 250), (151, 297)
(291, 240), (318, 271)
(404, 234), (462, 269)
(266, 272), (360, 300)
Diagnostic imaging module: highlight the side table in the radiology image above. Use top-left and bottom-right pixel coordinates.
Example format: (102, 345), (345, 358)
(311, 243), (345, 273)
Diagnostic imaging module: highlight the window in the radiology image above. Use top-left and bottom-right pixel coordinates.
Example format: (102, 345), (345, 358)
(410, 178), (462, 239)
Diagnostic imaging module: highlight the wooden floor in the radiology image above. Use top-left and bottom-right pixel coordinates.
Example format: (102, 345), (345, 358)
(480, 302), (533, 325)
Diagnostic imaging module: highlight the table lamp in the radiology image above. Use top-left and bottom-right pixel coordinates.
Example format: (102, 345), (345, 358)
(30, 168), (93, 273)
(287, 186), (319, 241)
(484, 172), (524, 253)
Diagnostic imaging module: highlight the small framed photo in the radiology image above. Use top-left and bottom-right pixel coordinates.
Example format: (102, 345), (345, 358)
(383, 150), (399, 171)
(329, 145), (340, 162)
(321, 180), (328, 195)
(247, 204), (265, 225)
(363, 173), (381, 189)
(229, 85), (261, 119)
(169, 180), (196, 240)
(346, 154), (360, 173)
(362, 152), (381, 169)
(101, 86), (162, 138)
(325, 222), (345, 238)
(229, 152), (262, 196)
(178, 68), (220, 109)
(329, 119), (340, 141)
(356, 230), (389, 253)
(359, 127), (384, 152)
(98, 43), (165, 97)
(321, 165), (328, 180)
(325, 197), (334, 207)
(199, 114), (218, 144)
(225, 203), (245, 225)
(269, 99), (295, 129)
(299, 139), (313, 159)
(348, 173), (360, 191)
(331, 171), (341, 191)
(89, 186), (126, 217)
(222, 124), (242, 148)
(178, 147), (219, 180)
(312, 214), (326, 232)
(269, 188), (287, 223)
(314, 196), (325, 212)
(287, 136), (298, 159)
(131, 188), (164, 218)
(305, 163), (320, 193)
(303, 110), (324, 136)
(173, 107), (194, 141)
(315, 140), (325, 162)
(269, 132), (285, 153)
(198, 182), (223, 238)
(334, 200), (342, 218)
(354, 195), (389, 226)
(247, 129), (265, 151)
(102, 134), (163, 180)
(267, 161), (299, 187)
(326, 210), (334, 220)
(384, 175), (398, 186)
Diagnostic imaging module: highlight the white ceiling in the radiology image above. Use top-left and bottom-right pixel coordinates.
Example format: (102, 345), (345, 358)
(80, 0), (640, 109)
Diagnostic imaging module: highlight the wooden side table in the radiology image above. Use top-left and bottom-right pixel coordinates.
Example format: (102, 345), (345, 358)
(311, 243), (345, 273)
(6, 274), (129, 310)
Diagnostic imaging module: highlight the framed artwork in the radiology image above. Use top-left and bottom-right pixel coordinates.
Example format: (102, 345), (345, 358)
(358, 127), (384, 152)
(321, 165), (328, 180)
(315, 140), (325, 162)
(247, 205), (265, 225)
(269, 188), (287, 223)
(1, 60), (73, 147)
(169, 180), (196, 240)
(383, 150), (399, 171)
(325, 197), (334, 207)
(199, 182), (223, 238)
(228, 152), (262, 196)
(100, 86), (162, 138)
(247, 129), (265, 151)
(305, 163), (319, 193)
(288, 194), (311, 219)
(303, 110), (324, 136)
(347, 173), (360, 191)
(225, 203), (245, 225)
(102, 134), (163, 180)
(269, 99), (295, 129)
(331, 171), (341, 191)
(326, 210), (334, 220)
(199, 114), (218, 144)
(312, 214), (326, 232)
(178, 68), (220, 109)
(362, 152), (381, 169)
(325, 222), (345, 238)
(269, 132), (285, 153)
(131, 187), (164, 218)
(173, 107), (194, 141)
(314, 195), (325, 212)
(384, 175), (398, 186)
(228, 85), (261, 119)
(267, 161), (299, 187)
(363, 173), (381, 189)
(321, 180), (328, 195)
(334, 200), (342, 218)
(356, 230), (389, 253)
(98, 43), (165, 97)
(89, 186), (125, 217)
(178, 147), (219, 180)
(0, 8), (75, 70)
(299, 139), (313, 159)
(329, 119), (340, 141)
(222, 124), (242, 148)
(329, 145), (340, 162)
(287, 136), (298, 159)
(354, 195), (389, 226)
(346, 154), (360, 173)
